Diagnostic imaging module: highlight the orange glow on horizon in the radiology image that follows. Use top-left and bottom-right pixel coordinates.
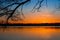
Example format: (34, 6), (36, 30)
(9, 9), (60, 24)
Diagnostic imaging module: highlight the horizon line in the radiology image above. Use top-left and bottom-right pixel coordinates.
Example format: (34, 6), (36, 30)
(0, 23), (60, 26)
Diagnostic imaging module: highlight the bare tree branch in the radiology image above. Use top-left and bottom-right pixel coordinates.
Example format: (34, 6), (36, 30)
(21, 5), (25, 18)
(32, 0), (44, 12)
(0, 3), (20, 11)
(7, 0), (30, 23)
(0, 0), (44, 24)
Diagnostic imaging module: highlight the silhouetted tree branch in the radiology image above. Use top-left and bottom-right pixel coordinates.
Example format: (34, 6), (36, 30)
(0, 3), (20, 11)
(32, 0), (44, 12)
(0, 0), (48, 24)
(7, 0), (30, 23)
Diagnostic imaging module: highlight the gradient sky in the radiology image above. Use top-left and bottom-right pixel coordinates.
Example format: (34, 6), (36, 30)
(0, 0), (60, 23)
(10, 0), (60, 23)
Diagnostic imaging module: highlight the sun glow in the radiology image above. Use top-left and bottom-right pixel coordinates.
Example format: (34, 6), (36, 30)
(9, 9), (60, 24)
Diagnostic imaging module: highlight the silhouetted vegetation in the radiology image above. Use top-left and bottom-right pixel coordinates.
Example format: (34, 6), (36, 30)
(0, 0), (44, 24)
(0, 0), (60, 24)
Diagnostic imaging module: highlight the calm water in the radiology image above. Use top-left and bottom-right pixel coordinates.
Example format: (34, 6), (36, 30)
(0, 26), (60, 40)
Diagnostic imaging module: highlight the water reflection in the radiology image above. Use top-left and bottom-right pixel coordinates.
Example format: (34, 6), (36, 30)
(0, 26), (60, 40)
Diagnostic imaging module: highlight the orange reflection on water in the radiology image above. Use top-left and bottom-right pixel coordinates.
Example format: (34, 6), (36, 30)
(20, 27), (60, 38)
(0, 27), (60, 39)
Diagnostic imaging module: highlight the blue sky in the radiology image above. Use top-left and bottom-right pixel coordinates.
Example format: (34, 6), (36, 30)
(0, 0), (60, 23)
(23, 0), (60, 12)
(1, 0), (59, 13)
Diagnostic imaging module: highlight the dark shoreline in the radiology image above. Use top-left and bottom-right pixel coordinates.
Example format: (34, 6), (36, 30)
(0, 23), (60, 26)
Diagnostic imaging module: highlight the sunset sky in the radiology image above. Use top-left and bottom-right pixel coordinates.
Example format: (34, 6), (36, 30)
(0, 0), (60, 24)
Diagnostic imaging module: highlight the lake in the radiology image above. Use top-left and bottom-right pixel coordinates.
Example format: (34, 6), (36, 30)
(0, 26), (60, 40)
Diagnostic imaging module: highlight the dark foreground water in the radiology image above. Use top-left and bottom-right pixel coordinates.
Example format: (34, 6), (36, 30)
(0, 26), (60, 40)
